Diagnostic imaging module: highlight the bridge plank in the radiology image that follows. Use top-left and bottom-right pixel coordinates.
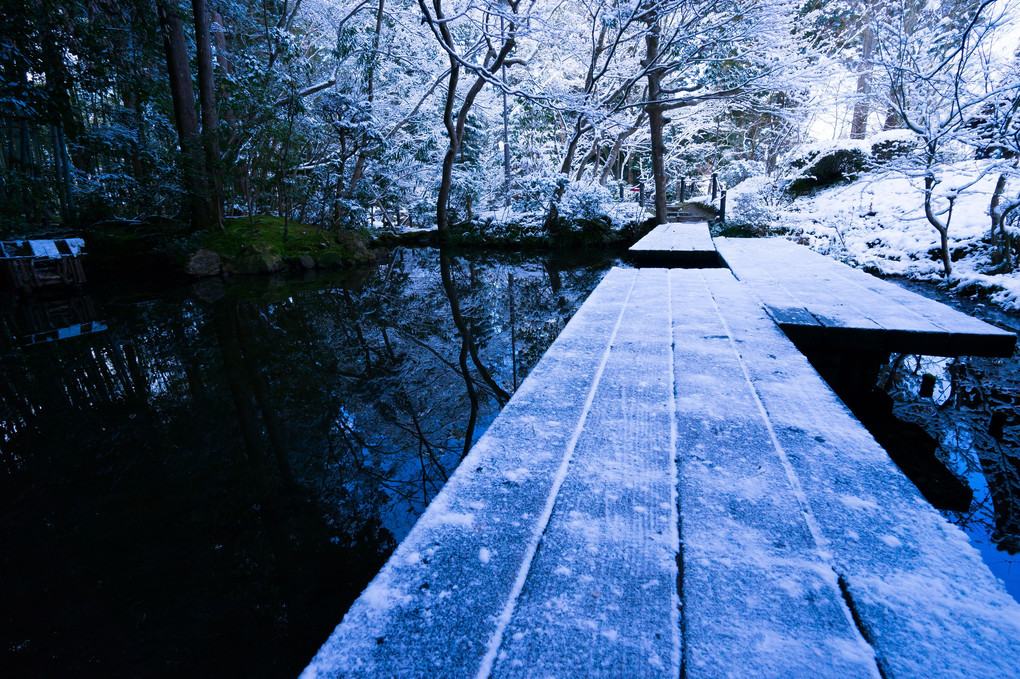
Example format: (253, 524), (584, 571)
(701, 268), (1020, 677)
(492, 268), (680, 676)
(716, 237), (1016, 356)
(630, 222), (719, 266)
(304, 265), (1020, 679)
(668, 269), (880, 678)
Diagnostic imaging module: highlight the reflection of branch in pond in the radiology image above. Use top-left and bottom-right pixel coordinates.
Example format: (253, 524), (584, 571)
(213, 303), (271, 477)
(887, 354), (1020, 553)
(458, 336), (479, 461)
(328, 405), (449, 502)
(881, 353), (908, 391)
(394, 330), (505, 402)
(235, 304), (297, 490)
(542, 257), (567, 310)
(954, 362), (1020, 553)
(439, 250), (510, 405)
(509, 273), (518, 392)
(394, 391), (450, 485)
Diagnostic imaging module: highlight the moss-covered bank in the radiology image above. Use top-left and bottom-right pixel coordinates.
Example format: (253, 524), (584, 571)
(196, 216), (376, 276)
(83, 216), (377, 282)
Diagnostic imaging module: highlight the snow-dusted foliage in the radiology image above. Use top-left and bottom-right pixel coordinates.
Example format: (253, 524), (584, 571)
(558, 181), (613, 222)
(7, 0), (1016, 295)
(867, 0), (1020, 275)
(726, 176), (788, 234)
(779, 155), (1020, 310)
(716, 160), (766, 191)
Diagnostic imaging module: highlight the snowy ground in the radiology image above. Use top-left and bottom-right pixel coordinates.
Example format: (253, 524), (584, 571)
(765, 161), (1020, 311)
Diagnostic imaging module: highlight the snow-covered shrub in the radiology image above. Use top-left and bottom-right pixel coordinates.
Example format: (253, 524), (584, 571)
(408, 195), (435, 228)
(787, 140), (871, 196)
(331, 197), (369, 230)
(513, 173), (559, 212)
(449, 167), (486, 222)
(717, 160), (766, 190)
(558, 181), (612, 221)
(725, 176), (788, 234)
(870, 129), (918, 163)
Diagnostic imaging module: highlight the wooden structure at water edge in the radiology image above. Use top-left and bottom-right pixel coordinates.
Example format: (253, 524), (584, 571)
(1, 238), (87, 291)
(306, 231), (1020, 678)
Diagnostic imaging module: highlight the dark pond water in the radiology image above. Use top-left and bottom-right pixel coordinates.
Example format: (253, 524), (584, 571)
(0, 248), (617, 677)
(3, 251), (1019, 677)
(876, 280), (1020, 601)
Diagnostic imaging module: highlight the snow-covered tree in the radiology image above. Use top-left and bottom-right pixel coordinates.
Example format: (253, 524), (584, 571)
(874, 0), (1018, 276)
(634, 0), (816, 223)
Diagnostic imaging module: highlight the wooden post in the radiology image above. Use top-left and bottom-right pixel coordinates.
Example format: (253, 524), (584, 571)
(711, 173), (718, 201)
(680, 177), (686, 203)
(719, 189), (726, 222)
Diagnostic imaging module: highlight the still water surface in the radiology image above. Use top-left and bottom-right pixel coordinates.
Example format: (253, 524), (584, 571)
(2, 250), (1019, 677)
(0, 248), (615, 677)
(877, 280), (1020, 603)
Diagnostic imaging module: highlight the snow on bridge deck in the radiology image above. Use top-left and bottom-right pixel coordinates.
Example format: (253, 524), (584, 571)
(629, 222), (720, 266)
(304, 268), (1020, 678)
(716, 237), (1016, 357)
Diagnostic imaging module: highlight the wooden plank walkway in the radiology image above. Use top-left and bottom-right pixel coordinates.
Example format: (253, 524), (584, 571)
(629, 222), (720, 266)
(716, 237), (1016, 357)
(303, 268), (1020, 678)
(1, 238), (87, 290)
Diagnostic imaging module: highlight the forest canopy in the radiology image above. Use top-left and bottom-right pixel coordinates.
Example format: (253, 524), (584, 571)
(1, 0), (1018, 251)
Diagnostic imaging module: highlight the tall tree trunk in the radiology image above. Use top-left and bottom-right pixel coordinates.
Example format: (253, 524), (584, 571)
(924, 173), (953, 277)
(644, 19), (668, 225)
(192, 0), (222, 225)
(850, 26), (874, 140)
(598, 114), (644, 185)
(990, 172), (1017, 271)
(211, 8), (247, 211)
(122, 92), (146, 180)
(436, 70), (460, 235)
(560, 117), (585, 175)
(210, 11), (234, 118)
(574, 139), (599, 181)
(19, 119), (31, 169)
(426, 0), (516, 237)
(158, 0), (211, 231)
(51, 125), (67, 216)
(990, 173), (1006, 250)
(57, 125), (74, 212)
(346, 0), (385, 197)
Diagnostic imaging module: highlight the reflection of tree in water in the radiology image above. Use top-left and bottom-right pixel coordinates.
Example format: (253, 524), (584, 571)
(262, 247), (612, 534)
(0, 248), (614, 676)
(881, 353), (1020, 557)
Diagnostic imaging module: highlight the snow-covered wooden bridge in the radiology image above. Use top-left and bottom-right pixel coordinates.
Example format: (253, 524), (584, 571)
(304, 229), (1020, 678)
(629, 221), (720, 267)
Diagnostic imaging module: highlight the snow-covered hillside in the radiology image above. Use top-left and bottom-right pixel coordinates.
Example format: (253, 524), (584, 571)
(735, 160), (1020, 311)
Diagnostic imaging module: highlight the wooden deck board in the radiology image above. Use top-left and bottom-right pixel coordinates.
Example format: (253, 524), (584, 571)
(702, 269), (1020, 676)
(630, 222), (720, 266)
(716, 237), (1016, 356)
(301, 269), (639, 677)
(669, 270), (879, 677)
(493, 269), (679, 676)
